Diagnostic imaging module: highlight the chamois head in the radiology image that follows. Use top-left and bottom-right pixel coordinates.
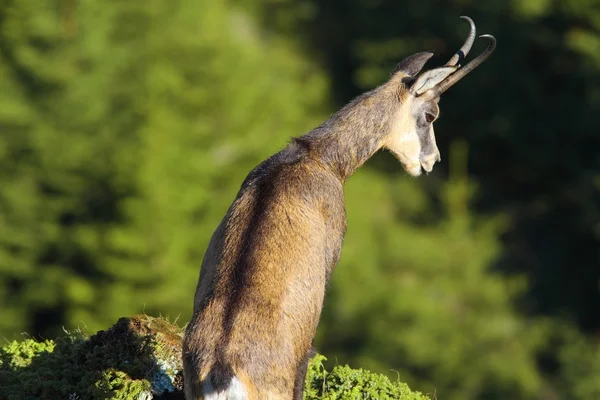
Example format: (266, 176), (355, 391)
(384, 16), (496, 176)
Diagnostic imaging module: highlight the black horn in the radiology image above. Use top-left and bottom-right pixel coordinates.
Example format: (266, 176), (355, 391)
(445, 16), (477, 67)
(431, 34), (496, 97)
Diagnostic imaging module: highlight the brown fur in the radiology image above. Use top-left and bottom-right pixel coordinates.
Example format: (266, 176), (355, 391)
(184, 62), (450, 399)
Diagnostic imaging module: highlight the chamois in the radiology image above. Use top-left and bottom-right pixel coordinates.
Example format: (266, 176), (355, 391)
(183, 17), (496, 400)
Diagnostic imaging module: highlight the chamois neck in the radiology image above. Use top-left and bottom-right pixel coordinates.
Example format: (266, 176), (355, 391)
(303, 88), (398, 181)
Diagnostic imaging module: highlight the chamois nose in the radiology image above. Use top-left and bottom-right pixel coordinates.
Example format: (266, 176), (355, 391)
(421, 151), (441, 173)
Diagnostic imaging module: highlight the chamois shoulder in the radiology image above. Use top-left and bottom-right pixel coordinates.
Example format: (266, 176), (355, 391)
(239, 137), (313, 189)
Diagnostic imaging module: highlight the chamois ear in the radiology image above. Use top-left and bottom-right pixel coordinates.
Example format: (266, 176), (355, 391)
(394, 52), (434, 77)
(410, 66), (457, 96)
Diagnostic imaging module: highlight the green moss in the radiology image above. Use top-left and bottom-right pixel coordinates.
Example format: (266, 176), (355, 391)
(0, 339), (55, 368)
(0, 315), (427, 400)
(0, 315), (183, 400)
(305, 354), (429, 400)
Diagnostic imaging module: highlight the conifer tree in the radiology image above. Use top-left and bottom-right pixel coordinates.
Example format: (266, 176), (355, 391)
(0, 0), (327, 337)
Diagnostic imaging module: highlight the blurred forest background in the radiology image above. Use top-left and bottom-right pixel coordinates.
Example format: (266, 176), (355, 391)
(0, 0), (598, 399)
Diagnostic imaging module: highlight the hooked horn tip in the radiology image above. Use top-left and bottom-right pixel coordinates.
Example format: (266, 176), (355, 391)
(479, 34), (497, 49)
(443, 15), (477, 67)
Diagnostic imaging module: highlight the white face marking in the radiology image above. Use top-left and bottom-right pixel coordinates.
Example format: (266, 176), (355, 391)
(387, 125), (422, 176)
(384, 96), (440, 176)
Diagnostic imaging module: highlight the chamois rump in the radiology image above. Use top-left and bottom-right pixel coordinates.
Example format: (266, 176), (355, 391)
(183, 16), (496, 400)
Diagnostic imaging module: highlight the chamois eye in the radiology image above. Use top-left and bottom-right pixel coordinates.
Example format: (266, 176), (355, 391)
(425, 113), (436, 123)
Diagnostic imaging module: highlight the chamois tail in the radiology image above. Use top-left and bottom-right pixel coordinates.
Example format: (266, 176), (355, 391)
(202, 363), (247, 400)
(202, 376), (247, 400)
(184, 351), (247, 399)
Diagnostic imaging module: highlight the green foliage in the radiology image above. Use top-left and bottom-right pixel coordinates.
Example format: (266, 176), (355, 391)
(0, 0), (599, 399)
(305, 354), (429, 400)
(0, 0), (327, 337)
(0, 339), (55, 369)
(551, 323), (600, 399)
(316, 143), (547, 400)
(0, 315), (182, 400)
(0, 315), (426, 400)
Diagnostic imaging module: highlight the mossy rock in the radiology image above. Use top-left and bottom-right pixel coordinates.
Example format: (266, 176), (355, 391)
(0, 315), (183, 400)
(0, 315), (428, 399)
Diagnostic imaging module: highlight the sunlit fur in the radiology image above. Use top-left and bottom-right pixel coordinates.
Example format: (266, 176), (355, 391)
(183, 58), (446, 400)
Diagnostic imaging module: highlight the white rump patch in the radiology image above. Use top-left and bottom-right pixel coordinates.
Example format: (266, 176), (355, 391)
(203, 376), (247, 400)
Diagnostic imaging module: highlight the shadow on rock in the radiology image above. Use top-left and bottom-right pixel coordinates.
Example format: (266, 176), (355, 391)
(0, 315), (185, 400)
